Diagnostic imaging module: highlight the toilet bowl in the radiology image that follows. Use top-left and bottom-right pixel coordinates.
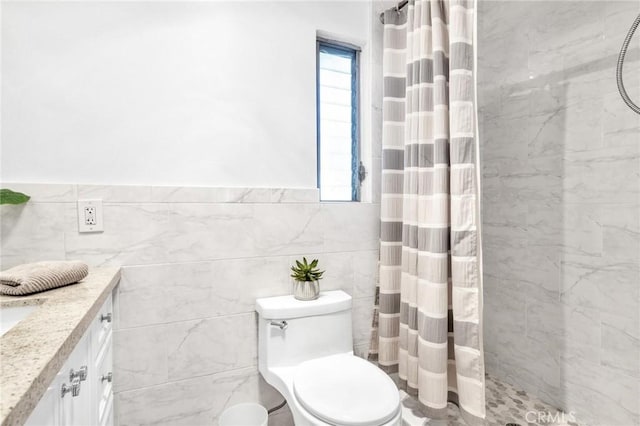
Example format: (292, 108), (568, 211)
(256, 291), (401, 426)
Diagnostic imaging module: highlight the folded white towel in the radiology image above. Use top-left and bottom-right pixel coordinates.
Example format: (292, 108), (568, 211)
(0, 261), (89, 296)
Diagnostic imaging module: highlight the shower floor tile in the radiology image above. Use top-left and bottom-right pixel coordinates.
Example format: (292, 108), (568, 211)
(399, 374), (581, 426)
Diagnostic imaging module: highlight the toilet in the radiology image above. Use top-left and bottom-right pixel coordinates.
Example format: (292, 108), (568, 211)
(256, 290), (401, 426)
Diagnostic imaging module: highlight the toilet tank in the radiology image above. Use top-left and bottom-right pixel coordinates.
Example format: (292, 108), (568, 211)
(256, 291), (353, 371)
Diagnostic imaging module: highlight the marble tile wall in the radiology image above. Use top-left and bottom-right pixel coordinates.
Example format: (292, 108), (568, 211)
(478, 1), (640, 425)
(0, 183), (380, 424)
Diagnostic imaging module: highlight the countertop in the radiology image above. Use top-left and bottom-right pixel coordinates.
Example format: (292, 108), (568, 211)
(0, 267), (121, 426)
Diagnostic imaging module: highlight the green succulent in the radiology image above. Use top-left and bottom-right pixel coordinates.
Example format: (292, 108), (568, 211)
(290, 257), (325, 282)
(0, 189), (30, 205)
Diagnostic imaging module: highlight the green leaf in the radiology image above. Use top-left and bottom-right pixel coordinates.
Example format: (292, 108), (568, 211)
(0, 189), (30, 205)
(291, 257), (325, 282)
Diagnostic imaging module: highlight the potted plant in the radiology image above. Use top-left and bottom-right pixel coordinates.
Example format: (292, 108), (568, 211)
(290, 257), (324, 301)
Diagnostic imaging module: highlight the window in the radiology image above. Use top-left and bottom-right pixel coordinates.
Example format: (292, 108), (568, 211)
(317, 40), (360, 201)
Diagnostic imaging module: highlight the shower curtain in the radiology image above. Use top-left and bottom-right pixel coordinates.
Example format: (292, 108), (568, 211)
(371, 0), (485, 424)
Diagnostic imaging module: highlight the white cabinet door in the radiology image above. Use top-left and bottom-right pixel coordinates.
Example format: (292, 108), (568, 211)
(25, 373), (61, 426)
(91, 296), (113, 363)
(100, 396), (114, 426)
(92, 294), (114, 425)
(95, 337), (113, 425)
(59, 332), (92, 426)
(70, 333), (92, 426)
(24, 289), (116, 426)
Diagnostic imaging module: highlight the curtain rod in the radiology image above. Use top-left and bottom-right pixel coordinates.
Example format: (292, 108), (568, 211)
(379, 0), (409, 24)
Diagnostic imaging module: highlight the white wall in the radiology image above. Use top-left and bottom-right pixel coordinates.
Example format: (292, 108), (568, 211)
(1, 2), (382, 424)
(1, 1), (371, 188)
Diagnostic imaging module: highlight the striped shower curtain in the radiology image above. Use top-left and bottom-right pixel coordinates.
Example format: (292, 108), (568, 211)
(370, 0), (485, 424)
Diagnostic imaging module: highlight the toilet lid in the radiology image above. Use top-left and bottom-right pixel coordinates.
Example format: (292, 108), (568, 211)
(293, 354), (400, 426)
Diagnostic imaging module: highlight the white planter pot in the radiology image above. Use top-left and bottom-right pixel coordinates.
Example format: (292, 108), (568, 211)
(293, 280), (320, 301)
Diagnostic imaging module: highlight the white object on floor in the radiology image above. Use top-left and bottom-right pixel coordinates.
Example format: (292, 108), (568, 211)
(256, 291), (401, 426)
(218, 403), (268, 426)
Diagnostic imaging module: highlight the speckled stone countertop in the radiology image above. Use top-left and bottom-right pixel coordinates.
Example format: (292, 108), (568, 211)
(0, 267), (121, 426)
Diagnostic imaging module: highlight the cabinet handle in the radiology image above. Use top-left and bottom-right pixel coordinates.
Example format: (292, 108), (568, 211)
(100, 313), (112, 323)
(61, 378), (81, 398)
(70, 366), (88, 382)
(100, 372), (113, 383)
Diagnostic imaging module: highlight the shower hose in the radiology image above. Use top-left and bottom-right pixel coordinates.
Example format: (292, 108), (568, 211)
(617, 13), (640, 114)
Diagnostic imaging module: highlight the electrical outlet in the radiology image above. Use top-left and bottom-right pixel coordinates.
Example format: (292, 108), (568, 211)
(84, 206), (96, 225)
(77, 199), (104, 233)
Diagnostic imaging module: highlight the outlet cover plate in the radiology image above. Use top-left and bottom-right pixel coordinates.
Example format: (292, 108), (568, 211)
(77, 199), (104, 233)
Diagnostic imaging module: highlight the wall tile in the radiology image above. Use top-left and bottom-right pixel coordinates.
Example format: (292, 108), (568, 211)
(207, 257), (290, 316)
(352, 250), (379, 300)
(164, 203), (255, 262)
(252, 203), (324, 256)
(322, 203), (380, 252)
(2, 180), (380, 426)
(563, 145), (640, 205)
(294, 251), (354, 295)
(560, 254), (639, 317)
(483, 350), (499, 376)
(562, 95), (604, 153)
(214, 370), (287, 422)
(561, 353), (640, 425)
(600, 203), (640, 261)
(525, 288), (562, 344)
(117, 367), (254, 426)
(118, 265), (170, 329)
(371, 157), (382, 204)
(270, 188), (319, 203)
(484, 279), (527, 340)
(601, 312), (640, 378)
(151, 186), (271, 203)
(561, 203), (603, 257)
(352, 296), (375, 347)
(165, 313), (257, 382)
(603, 90), (640, 148)
(77, 185), (153, 203)
(114, 325), (168, 393)
(64, 203), (171, 266)
(562, 305), (601, 357)
(117, 367), (289, 426)
(148, 186), (318, 204)
(159, 203), (325, 263)
(0, 183), (76, 202)
(0, 203), (67, 269)
(480, 1), (640, 423)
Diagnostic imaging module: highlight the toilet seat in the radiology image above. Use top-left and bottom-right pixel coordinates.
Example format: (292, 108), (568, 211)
(293, 354), (400, 426)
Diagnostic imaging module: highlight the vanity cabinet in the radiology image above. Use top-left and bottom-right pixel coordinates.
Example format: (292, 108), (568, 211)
(25, 290), (115, 426)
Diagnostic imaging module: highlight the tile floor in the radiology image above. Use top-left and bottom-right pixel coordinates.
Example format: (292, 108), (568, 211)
(399, 374), (580, 426)
(267, 374), (581, 426)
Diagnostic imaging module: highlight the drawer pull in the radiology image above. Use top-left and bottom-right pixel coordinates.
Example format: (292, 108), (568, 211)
(61, 379), (81, 398)
(100, 372), (113, 383)
(100, 313), (112, 323)
(70, 366), (88, 382)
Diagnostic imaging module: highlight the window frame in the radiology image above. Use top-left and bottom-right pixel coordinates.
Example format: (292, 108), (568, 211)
(316, 39), (361, 202)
